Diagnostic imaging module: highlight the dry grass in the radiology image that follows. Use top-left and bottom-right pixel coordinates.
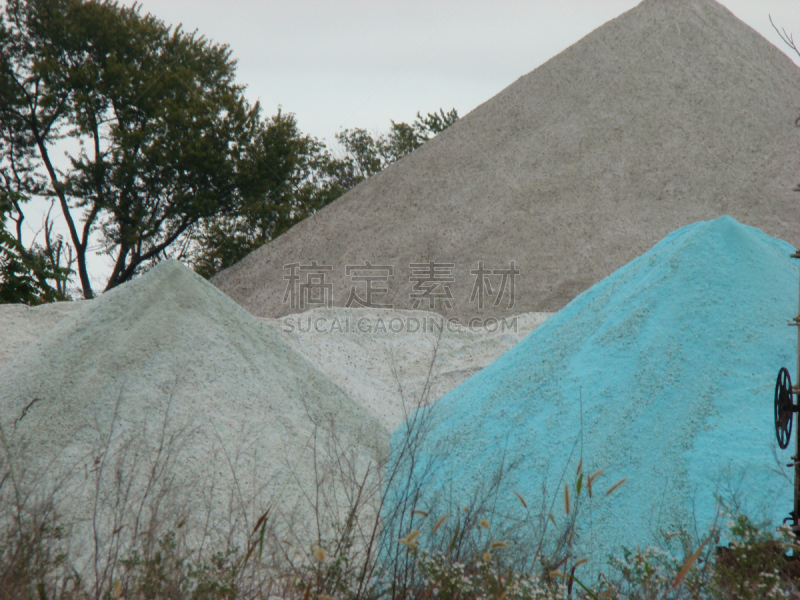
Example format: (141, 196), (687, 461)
(1, 369), (798, 599)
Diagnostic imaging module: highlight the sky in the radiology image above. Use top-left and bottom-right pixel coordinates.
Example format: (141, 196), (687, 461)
(15, 0), (800, 294)
(117, 0), (800, 145)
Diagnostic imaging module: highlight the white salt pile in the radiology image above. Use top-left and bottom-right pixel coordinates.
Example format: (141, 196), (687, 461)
(213, 0), (800, 321)
(1, 302), (551, 433)
(0, 260), (387, 573)
(0, 301), (83, 368)
(266, 308), (550, 430)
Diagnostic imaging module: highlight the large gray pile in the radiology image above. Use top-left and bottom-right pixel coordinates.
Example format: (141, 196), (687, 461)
(213, 0), (800, 320)
(0, 261), (387, 572)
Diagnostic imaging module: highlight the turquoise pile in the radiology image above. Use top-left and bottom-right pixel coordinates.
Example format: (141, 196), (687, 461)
(386, 217), (797, 568)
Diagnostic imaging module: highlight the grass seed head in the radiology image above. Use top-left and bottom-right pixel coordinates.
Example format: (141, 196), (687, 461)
(672, 537), (710, 589)
(589, 468), (605, 484)
(606, 477), (627, 496)
(433, 513), (450, 533)
(399, 529), (421, 550)
(312, 545), (327, 562)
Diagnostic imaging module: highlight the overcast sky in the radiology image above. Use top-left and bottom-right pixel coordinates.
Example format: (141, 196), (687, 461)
(119, 0), (800, 146)
(18, 0), (800, 292)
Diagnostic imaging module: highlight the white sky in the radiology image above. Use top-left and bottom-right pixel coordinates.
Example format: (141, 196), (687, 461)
(16, 0), (800, 294)
(120, 0), (800, 144)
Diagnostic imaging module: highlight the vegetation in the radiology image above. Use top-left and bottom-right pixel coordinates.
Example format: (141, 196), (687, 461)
(2, 462), (798, 599)
(1, 0), (257, 297)
(1, 384), (797, 600)
(332, 109), (459, 189)
(188, 109), (342, 279)
(0, 191), (70, 304)
(0, 0), (458, 300)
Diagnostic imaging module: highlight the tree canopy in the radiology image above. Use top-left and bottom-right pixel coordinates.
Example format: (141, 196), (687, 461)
(0, 191), (70, 304)
(190, 109), (344, 279)
(0, 0), (267, 297)
(0, 0), (459, 300)
(332, 108), (459, 188)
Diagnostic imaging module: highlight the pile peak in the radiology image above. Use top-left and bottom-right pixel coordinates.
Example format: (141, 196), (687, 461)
(0, 258), (387, 571)
(212, 0), (800, 322)
(384, 218), (798, 570)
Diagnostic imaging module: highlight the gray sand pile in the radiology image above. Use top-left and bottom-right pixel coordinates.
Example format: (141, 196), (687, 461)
(0, 260), (387, 571)
(212, 0), (800, 321)
(266, 308), (550, 430)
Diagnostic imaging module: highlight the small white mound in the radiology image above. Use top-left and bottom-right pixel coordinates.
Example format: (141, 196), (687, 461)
(0, 299), (551, 434)
(265, 308), (550, 430)
(0, 260), (387, 572)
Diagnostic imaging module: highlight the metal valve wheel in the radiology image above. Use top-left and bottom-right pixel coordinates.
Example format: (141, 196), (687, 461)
(775, 367), (794, 449)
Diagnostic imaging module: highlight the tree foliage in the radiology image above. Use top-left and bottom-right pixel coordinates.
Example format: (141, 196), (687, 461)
(0, 0), (461, 294)
(0, 0), (271, 297)
(332, 108), (459, 188)
(0, 192), (70, 304)
(190, 109), (344, 279)
(191, 108), (459, 278)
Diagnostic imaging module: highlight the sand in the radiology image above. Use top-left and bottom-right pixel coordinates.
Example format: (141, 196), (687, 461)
(1, 301), (550, 434)
(0, 301), (84, 368)
(0, 265), (554, 585)
(212, 0), (800, 322)
(0, 260), (387, 572)
(265, 308), (549, 430)
(384, 217), (799, 571)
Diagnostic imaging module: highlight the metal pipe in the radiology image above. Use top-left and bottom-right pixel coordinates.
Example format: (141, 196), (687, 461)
(792, 250), (800, 534)
(789, 250), (800, 539)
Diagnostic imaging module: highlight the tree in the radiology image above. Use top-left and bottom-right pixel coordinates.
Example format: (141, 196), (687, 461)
(1, 0), (462, 293)
(191, 108), (460, 279)
(0, 0), (268, 298)
(0, 191), (70, 304)
(190, 109), (343, 279)
(332, 108), (459, 188)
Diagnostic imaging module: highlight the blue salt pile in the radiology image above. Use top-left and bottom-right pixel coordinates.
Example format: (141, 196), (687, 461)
(386, 217), (797, 569)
